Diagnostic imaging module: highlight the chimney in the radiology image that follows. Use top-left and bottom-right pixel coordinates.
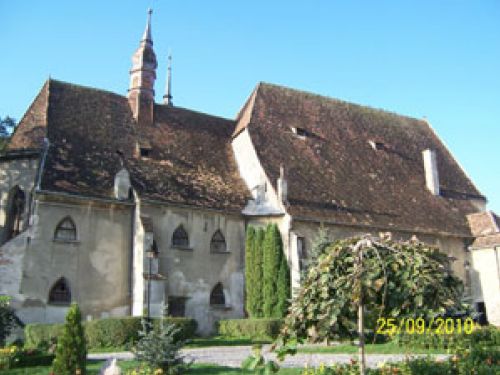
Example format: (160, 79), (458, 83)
(422, 149), (440, 196)
(277, 164), (288, 204)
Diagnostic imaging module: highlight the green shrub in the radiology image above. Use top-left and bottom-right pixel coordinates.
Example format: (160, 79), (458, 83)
(25, 316), (197, 350)
(394, 325), (500, 350)
(52, 303), (87, 375)
(254, 228), (265, 318)
(152, 317), (197, 343)
(85, 317), (142, 348)
(217, 318), (283, 339)
(263, 224), (283, 318)
(134, 318), (189, 374)
(0, 296), (23, 347)
(25, 323), (62, 350)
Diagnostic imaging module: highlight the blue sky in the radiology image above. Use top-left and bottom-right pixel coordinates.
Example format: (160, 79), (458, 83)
(1, 1), (499, 213)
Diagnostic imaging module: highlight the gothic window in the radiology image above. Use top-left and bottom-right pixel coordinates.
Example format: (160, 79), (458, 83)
(210, 230), (227, 253)
(5, 186), (25, 242)
(172, 225), (189, 247)
(48, 277), (71, 305)
(54, 217), (77, 241)
(210, 282), (225, 306)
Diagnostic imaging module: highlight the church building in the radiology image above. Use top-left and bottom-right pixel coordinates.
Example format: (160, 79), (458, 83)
(1, 10), (499, 333)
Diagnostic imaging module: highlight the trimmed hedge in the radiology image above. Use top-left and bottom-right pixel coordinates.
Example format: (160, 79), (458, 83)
(25, 317), (197, 349)
(217, 318), (283, 339)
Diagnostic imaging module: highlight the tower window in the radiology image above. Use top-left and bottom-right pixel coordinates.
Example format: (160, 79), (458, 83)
(172, 225), (189, 248)
(210, 230), (227, 253)
(54, 217), (77, 241)
(48, 277), (71, 305)
(210, 282), (225, 306)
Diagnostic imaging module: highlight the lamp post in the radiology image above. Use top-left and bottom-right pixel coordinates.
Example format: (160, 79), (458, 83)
(146, 243), (158, 323)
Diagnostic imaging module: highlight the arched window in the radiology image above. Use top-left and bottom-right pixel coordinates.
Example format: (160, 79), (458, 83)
(172, 225), (189, 247)
(210, 282), (225, 306)
(54, 217), (77, 241)
(48, 277), (71, 305)
(4, 186), (25, 242)
(210, 230), (227, 253)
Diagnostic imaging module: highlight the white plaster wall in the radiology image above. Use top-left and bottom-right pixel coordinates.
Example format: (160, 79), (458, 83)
(232, 129), (283, 213)
(0, 232), (30, 304)
(17, 196), (132, 324)
(132, 196), (145, 316)
(471, 247), (500, 326)
(140, 203), (246, 335)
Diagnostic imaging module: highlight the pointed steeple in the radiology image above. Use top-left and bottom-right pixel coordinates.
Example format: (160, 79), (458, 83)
(163, 53), (173, 106)
(128, 8), (157, 125)
(142, 8), (153, 44)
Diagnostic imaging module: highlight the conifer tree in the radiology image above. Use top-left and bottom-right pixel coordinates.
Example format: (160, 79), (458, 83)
(254, 227), (265, 317)
(52, 303), (87, 375)
(275, 250), (291, 318)
(262, 224), (282, 317)
(245, 226), (257, 317)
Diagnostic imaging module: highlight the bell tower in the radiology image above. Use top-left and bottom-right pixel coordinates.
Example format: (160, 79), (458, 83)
(128, 9), (157, 125)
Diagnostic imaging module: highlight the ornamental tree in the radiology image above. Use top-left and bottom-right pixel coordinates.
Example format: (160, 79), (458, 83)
(245, 226), (257, 317)
(276, 235), (464, 374)
(254, 227), (265, 317)
(263, 224), (283, 318)
(52, 303), (87, 375)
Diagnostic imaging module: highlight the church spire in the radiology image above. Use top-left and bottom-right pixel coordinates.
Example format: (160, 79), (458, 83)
(128, 8), (157, 125)
(142, 8), (153, 43)
(163, 53), (173, 106)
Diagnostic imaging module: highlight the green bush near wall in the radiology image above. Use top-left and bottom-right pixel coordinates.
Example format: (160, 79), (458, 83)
(25, 317), (197, 350)
(217, 318), (283, 339)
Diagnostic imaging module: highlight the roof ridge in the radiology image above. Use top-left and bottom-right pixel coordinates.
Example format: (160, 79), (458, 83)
(258, 81), (427, 124)
(47, 78), (127, 100)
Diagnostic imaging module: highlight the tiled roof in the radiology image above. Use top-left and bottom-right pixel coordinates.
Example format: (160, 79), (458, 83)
(9, 79), (250, 212)
(467, 211), (500, 237)
(238, 82), (484, 236)
(468, 211), (500, 248)
(470, 233), (500, 249)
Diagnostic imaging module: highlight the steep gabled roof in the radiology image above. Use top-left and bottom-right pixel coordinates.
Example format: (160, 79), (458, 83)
(8, 81), (50, 150)
(9, 79), (250, 212)
(241, 82), (484, 236)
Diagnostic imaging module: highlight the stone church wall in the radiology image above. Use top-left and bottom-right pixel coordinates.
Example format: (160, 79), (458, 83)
(140, 203), (246, 335)
(0, 157), (39, 244)
(16, 195), (132, 324)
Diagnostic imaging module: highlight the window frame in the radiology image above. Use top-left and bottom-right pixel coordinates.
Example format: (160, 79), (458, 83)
(53, 216), (78, 243)
(210, 230), (228, 253)
(209, 282), (226, 308)
(171, 225), (190, 249)
(48, 277), (71, 306)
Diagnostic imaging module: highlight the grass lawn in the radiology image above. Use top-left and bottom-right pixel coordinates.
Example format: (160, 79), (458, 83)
(1, 360), (302, 375)
(299, 341), (446, 355)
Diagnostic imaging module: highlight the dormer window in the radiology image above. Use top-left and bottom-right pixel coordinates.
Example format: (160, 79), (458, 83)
(368, 140), (385, 151)
(140, 147), (151, 157)
(291, 126), (308, 139)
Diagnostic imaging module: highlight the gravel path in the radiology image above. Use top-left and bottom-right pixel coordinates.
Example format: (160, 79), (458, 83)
(88, 346), (449, 369)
